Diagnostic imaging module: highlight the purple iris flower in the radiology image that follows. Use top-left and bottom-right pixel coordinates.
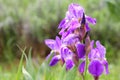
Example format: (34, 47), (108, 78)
(58, 3), (96, 38)
(45, 36), (75, 69)
(45, 36), (62, 66)
(88, 41), (109, 77)
(45, 3), (109, 79)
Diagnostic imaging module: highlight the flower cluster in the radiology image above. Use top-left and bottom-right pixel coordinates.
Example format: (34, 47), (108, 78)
(45, 3), (109, 80)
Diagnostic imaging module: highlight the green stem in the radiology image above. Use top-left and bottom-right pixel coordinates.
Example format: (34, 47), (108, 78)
(84, 56), (89, 80)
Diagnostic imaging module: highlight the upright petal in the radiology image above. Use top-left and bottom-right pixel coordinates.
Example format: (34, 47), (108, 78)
(68, 3), (84, 18)
(88, 60), (104, 77)
(49, 55), (61, 66)
(96, 41), (106, 58)
(55, 36), (61, 50)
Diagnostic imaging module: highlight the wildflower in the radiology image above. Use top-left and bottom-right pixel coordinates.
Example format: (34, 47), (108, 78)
(45, 3), (109, 80)
(58, 3), (96, 39)
(88, 41), (109, 78)
(45, 36), (61, 66)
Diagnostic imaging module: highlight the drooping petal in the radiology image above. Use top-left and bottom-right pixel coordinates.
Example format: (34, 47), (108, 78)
(102, 60), (109, 74)
(86, 16), (96, 25)
(78, 61), (85, 74)
(65, 59), (75, 70)
(45, 39), (55, 50)
(76, 43), (85, 58)
(49, 55), (61, 66)
(88, 60), (104, 77)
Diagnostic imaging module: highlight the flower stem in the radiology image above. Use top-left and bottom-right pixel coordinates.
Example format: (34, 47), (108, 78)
(84, 56), (89, 80)
(94, 76), (99, 80)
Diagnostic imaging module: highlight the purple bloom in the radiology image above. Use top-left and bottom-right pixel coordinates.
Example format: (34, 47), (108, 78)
(58, 3), (96, 39)
(45, 3), (108, 78)
(88, 41), (109, 77)
(45, 36), (62, 66)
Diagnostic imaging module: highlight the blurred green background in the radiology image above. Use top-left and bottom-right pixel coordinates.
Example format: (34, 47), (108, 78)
(0, 0), (120, 62)
(0, 0), (120, 79)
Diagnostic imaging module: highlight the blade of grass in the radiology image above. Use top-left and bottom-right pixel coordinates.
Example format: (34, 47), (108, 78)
(15, 45), (26, 80)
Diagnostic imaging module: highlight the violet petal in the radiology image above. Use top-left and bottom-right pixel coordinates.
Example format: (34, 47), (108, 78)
(55, 36), (61, 50)
(49, 55), (61, 66)
(78, 61), (85, 74)
(45, 39), (55, 50)
(76, 43), (85, 58)
(86, 16), (96, 25)
(103, 60), (109, 74)
(63, 33), (78, 45)
(86, 23), (91, 31)
(65, 59), (75, 70)
(58, 19), (66, 29)
(88, 60), (104, 77)
(96, 41), (106, 58)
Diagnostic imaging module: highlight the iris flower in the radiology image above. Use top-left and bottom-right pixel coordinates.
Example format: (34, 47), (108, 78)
(88, 41), (109, 77)
(45, 36), (61, 66)
(58, 3), (96, 39)
(45, 36), (75, 70)
(45, 3), (109, 79)
(78, 41), (109, 77)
